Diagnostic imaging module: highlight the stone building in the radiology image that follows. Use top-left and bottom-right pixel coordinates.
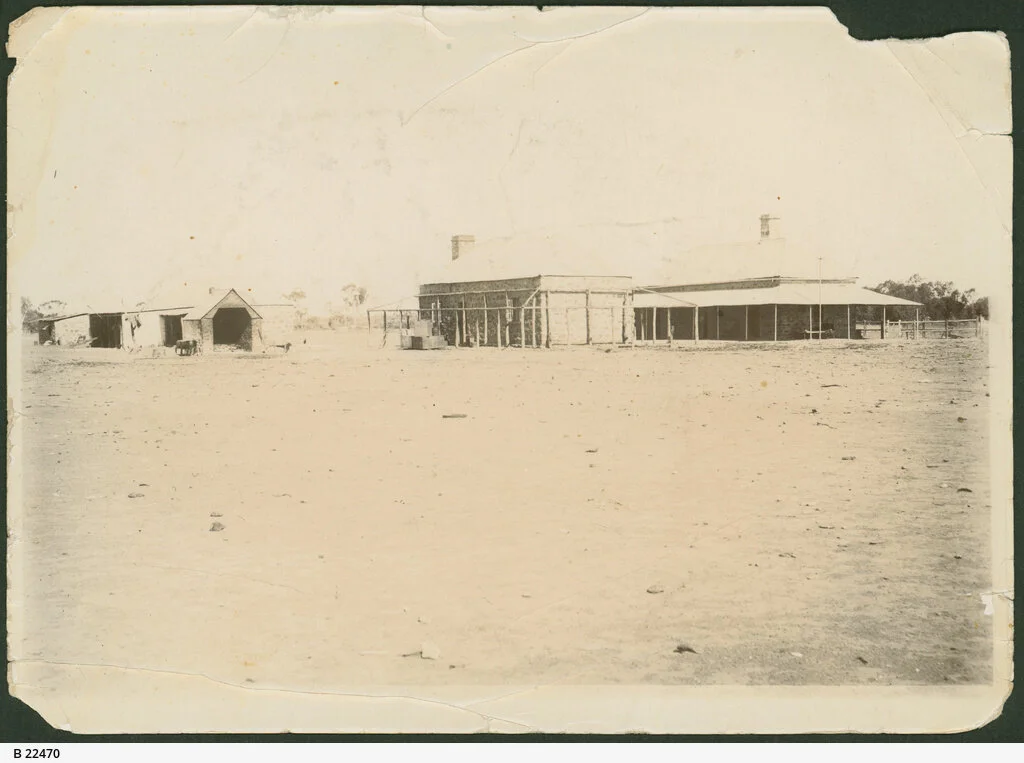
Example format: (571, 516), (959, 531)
(416, 235), (634, 347)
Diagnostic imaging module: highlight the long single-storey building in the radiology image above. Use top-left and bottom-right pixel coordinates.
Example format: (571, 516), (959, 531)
(634, 275), (922, 341)
(374, 224), (924, 348)
(36, 288), (297, 352)
(633, 229), (922, 341)
(414, 235), (635, 347)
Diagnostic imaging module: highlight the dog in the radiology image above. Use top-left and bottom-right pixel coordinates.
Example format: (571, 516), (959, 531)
(269, 342), (292, 353)
(175, 339), (198, 356)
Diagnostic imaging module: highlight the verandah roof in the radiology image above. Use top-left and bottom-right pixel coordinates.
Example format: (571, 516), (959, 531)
(633, 283), (922, 309)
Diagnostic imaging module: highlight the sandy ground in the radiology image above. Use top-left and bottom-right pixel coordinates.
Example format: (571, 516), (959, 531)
(12, 332), (992, 689)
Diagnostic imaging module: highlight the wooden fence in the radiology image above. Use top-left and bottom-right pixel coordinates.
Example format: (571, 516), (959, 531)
(858, 317), (985, 340)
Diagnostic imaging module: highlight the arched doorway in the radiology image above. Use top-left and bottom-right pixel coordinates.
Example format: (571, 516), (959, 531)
(212, 307), (252, 350)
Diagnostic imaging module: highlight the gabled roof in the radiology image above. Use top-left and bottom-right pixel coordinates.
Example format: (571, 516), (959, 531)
(134, 285), (293, 313)
(183, 289), (262, 321)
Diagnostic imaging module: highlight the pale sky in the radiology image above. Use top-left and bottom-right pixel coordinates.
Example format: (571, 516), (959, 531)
(7, 6), (1012, 314)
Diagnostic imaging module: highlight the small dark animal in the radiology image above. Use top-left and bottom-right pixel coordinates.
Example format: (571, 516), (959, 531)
(175, 339), (198, 356)
(269, 342), (292, 353)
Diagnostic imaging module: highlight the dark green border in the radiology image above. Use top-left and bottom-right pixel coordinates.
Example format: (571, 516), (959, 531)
(2, 0), (1020, 743)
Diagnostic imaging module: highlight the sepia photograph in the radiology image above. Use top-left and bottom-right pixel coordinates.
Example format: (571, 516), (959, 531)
(5, 5), (1013, 734)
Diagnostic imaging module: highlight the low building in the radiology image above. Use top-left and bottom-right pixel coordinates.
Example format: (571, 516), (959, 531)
(634, 276), (922, 341)
(416, 235), (634, 347)
(37, 308), (137, 348)
(635, 227), (922, 341)
(35, 288), (298, 352)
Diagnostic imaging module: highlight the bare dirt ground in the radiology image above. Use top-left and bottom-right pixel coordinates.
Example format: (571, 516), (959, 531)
(12, 332), (993, 689)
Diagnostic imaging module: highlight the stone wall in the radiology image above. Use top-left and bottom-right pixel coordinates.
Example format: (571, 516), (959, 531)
(418, 276), (632, 347)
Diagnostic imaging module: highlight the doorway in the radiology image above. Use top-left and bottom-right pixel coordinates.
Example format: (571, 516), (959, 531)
(212, 307), (252, 349)
(161, 315), (184, 346)
(89, 314), (122, 348)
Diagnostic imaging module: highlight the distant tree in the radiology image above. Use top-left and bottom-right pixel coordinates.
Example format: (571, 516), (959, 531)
(283, 288), (309, 329)
(340, 283), (367, 310)
(328, 284), (369, 328)
(968, 296), (989, 320)
(873, 275), (987, 321)
(37, 299), (67, 317)
(21, 298), (42, 332)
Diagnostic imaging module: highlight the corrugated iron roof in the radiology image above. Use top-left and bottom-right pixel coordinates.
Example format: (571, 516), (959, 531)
(650, 238), (857, 284)
(634, 283), (922, 308)
(183, 289), (262, 321)
(421, 233), (640, 285)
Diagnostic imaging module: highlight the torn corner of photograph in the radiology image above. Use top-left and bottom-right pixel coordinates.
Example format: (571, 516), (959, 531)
(4, 4), (1014, 736)
(7, 6), (70, 61)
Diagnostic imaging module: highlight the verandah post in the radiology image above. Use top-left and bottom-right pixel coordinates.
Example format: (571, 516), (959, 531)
(543, 292), (551, 348)
(585, 290), (592, 345)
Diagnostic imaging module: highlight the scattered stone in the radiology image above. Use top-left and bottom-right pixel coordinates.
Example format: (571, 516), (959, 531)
(210, 512), (223, 518)
(442, 414), (468, 419)
(841, 456), (856, 461)
(418, 615), (431, 624)
(674, 644), (697, 655)
(646, 584), (665, 594)
(957, 417), (967, 423)
(856, 656), (868, 665)
(790, 652), (803, 658)
(209, 522), (225, 532)
(585, 448), (599, 454)
(779, 552), (796, 559)
(957, 488), (973, 493)
(138, 483), (150, 487)
(128, 492), (144, 499)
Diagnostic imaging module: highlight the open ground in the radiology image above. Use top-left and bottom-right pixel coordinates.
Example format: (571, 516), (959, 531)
(13, 333), (992, 688)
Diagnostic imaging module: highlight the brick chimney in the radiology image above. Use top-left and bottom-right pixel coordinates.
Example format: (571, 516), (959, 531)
(451, 234), (475, 261)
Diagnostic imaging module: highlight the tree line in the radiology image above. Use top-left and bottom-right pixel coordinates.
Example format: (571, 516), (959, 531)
(872, 275), (988, 321)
